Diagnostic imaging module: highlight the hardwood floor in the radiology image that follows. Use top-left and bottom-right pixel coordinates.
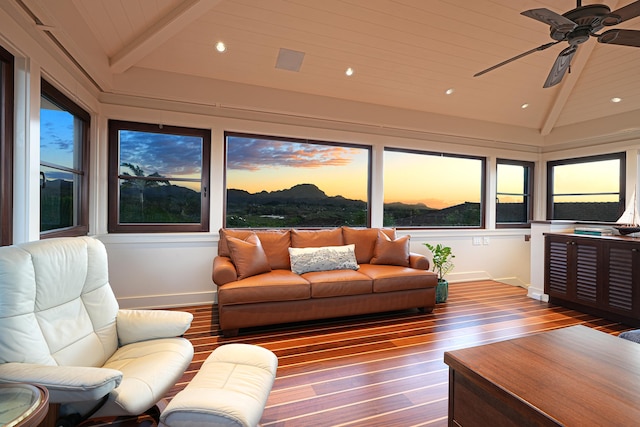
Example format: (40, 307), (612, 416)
(168, 280), (635, 426)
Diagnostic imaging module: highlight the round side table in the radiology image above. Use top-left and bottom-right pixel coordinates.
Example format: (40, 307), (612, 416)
(0, 383), (49, 427)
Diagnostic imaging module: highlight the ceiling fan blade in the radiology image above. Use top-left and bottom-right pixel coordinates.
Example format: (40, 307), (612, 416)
(598, 29), (640, 47)
(521, 8), (577, 33)
(474, 41), (561, 77)
(543, 46), (577, 88)
(604, 0), (640, 25)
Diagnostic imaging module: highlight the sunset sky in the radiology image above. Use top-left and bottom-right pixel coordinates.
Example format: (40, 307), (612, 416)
(383, 150), (482, 209)
(226, 136), (369, 201)
(552, 159), (620, 202)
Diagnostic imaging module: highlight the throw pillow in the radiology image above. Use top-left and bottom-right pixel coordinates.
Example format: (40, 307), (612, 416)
(226, 233), (272, 280)
(342, 227), (396, 264)
(370, 232), (410, 267)
(288, 244), (359, 275)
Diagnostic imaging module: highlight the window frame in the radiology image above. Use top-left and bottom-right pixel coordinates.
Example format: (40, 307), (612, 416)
(496, 159), (534, 229)
(224, 131), (372, 229)
(383, 147), (486, 229)
(546, 152), (626, 221)
(108, 120), (211, 233)
(0, 46), (13, 246)
(40, 79), (90, 239)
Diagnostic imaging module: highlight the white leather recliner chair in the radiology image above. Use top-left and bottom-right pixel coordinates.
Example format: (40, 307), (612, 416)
(0, 236), (194, 425)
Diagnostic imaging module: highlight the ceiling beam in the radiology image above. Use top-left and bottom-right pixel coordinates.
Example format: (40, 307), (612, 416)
(539, 40), (596, 136)
(540, 0), (621, 136)
(109, 0), (222, 74)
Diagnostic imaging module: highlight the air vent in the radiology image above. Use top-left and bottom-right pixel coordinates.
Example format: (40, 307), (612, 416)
(275, 48), (305, 72)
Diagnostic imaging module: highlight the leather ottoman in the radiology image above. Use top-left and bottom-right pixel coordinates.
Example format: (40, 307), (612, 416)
(160, 344), (278, 427)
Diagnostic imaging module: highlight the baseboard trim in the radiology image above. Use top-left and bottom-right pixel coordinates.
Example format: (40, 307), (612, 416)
(117, 290), (216, 309)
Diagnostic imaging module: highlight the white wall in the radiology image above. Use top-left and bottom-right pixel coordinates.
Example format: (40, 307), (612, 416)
(94, 101), (538, 307)
(3, 3), (640, 309)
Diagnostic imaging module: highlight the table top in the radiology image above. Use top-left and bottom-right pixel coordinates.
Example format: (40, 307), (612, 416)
(444, 325), (640, 426)
(0, 383), (49, 427)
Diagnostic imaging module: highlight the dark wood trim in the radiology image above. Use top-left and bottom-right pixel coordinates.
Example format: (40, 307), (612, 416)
(223, 131), (373, 228)
(39, 78), (90, 239)
(496, 158), (534, 228)
(546, 152), (626, 220)
(0, 45), (13, 246)
(108, 120), (211, 233)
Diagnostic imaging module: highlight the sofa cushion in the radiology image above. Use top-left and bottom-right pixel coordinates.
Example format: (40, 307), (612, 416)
(291, 228), (343, 248)
(254, 229), (291, 269)
(358, 264), (437, 292)
(217, 270), (311, 305)
(370, 232), (410, 267)
(288, 244), (359, 275)
(342, 227), (396, 264)
(303, 270), (373, 298)
(226, 234), (271, 280)
(219, 229), (291, 270)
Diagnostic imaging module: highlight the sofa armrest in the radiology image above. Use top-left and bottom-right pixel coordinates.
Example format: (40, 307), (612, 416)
(0, 362), (122, 403)
(117, 309), (193, 346)
(409, 252), (430, 270)
(212, 256), (238, 285)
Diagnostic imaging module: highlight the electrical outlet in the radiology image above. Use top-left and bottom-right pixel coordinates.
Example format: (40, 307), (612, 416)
(473, 237), (482, 246)
(483, 237), (490, 245)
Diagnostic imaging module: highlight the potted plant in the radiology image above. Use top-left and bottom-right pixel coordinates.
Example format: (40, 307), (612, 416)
(424, 243), (455, 303)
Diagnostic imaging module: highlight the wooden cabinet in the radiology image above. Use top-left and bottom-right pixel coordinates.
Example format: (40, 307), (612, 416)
(545, 233), (640, 325)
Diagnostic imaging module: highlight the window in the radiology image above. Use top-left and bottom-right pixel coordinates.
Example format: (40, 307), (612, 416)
(108, 120), (210, 233)
(383, 148), (485, 227)
(496, 159), (534, 227)
(0, 46), (13, 245)
(225, 133), (371, 228)
(40, 79), (90, 237)
(547, 153), (625, 221)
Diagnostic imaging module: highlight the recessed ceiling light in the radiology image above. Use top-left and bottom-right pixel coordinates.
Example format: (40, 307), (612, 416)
(521, 103), (529, 109)
(611, 97), (622, 103)
(445, 88), (455, 95)
(215, 41), (226, 53)
(345, 67), (354, 76)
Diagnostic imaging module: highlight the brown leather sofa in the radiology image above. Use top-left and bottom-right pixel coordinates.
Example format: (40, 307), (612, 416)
(212, 227), (438, 337)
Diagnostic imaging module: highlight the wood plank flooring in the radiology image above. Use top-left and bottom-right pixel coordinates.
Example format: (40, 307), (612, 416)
(168, 280), (635, 426)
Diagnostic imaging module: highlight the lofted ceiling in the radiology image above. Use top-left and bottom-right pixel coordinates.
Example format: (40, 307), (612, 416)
(8, 0), (640, 138)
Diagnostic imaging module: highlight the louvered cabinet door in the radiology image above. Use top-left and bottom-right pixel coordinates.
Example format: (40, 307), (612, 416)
(545, 235), (572, 299)
(605, 242), (640, 317)
(574, 240), (600, 306)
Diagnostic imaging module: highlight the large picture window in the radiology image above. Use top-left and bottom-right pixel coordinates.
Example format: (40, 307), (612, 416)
(108, 120), (211, 233)
(0, 46), (13, 245)
(383, 148), (485, 227)
(496, 159), (534, 227)
(547, 153), (625, 221)
(225, 133), (371, 228)
(40, 79), (89, 237)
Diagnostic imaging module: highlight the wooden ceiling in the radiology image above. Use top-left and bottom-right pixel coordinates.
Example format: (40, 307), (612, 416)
(11, 0), (640, 137)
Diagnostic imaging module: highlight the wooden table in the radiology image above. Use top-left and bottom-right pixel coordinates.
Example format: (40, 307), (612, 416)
(444, 325), (640, 426)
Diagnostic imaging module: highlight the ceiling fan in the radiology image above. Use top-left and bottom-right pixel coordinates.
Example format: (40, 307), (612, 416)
(474, 0), (640, 87)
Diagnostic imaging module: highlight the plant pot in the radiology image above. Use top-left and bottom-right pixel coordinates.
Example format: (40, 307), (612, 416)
(436, 279), (448, 303)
